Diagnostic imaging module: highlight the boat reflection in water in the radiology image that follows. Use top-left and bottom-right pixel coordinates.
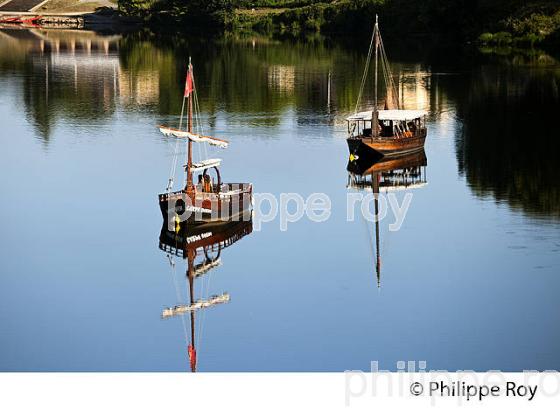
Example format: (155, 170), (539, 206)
(347, 150), (427, 286)
(158, 214), (253, 371)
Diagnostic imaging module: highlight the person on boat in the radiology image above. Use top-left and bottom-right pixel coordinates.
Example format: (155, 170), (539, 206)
(203, 174), (213, 193)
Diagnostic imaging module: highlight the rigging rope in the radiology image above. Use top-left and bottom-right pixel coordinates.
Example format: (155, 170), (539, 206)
(354, 24), (376, 114)
(188, 70), (210, 168)
(353, 22), (402, 117)
(193, 79), (208, 161)
(196, 246), (215, 353)
(378, 34), (401, 110)
(167, 254), (189, 345)
(167, 135), (180, 192)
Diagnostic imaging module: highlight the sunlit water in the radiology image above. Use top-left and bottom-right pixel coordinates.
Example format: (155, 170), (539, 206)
(1, 29), (559, 371)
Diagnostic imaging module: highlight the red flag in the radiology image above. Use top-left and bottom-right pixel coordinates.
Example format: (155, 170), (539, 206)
(184, 70), (193, 98)
(188, 344), (196, 371)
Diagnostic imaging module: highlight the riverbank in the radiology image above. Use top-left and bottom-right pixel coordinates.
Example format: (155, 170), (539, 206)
(0, 0), (138, 30)
(2, 0), (559, 52)
(118, 0), (560, 50)
(0, 0), (114, 13)
(233, 1), (560, 48)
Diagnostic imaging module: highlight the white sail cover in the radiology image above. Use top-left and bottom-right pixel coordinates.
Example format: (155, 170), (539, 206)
(162, 293), (230, 318)
(346, 109), (427, 121)
(193, 259), (222, 277)
(191, 158), (222, 172)
(347, 182), (428, 192)
(159, 125), (229, 148)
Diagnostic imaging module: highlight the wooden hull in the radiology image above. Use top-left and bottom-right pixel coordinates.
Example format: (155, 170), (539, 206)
(159, 217), (253, 257)
(159, 183), (252, 226)
(347, 131), (426, 158)
(347, 149), (427, 175)
(347, 148), (428, 192)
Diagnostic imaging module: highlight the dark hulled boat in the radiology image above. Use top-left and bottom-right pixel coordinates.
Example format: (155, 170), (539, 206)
(346, 16), (428, 159)
(347, 109), (427, 159)
(158, 60), (252, 227)
(347, 148), (428, 186)
(159, 214), (254, 259)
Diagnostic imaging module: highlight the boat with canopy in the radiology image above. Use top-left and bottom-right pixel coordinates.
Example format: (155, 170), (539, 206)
(347, 16), (428, 159)
(158, 59), (252, 226)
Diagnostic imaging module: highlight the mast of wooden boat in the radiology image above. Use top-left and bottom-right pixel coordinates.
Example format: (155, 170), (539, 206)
(372, 172), (381, 288)
(187, 248), (197, 372)
(372, 15), (379, 139)
(186, 58), (194, 192)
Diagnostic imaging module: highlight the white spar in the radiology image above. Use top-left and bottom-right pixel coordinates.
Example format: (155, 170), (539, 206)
(158, 125), (229, 148)
(161, 293), (230, 318)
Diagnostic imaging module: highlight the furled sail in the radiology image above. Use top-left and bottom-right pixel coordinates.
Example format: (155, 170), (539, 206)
(189, 158), (222, 172)
(161, 293), (230, 318)
(158, 125), (229, 148)
(193, 259), (222, 277)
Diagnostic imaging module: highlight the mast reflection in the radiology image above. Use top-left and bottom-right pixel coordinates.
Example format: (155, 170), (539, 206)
(159, 217), (253, 372)
(347, 150), (427, 287)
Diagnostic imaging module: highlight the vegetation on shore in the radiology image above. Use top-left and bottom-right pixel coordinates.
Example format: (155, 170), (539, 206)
(117, 0), (560, 49)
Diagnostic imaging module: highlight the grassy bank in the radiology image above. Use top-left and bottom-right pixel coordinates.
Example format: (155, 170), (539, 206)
(117, 0), (560, 49)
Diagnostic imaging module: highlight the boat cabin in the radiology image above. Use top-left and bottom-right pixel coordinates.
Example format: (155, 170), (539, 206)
(190, 162), (251, 199)
(346, 109), (427, 139)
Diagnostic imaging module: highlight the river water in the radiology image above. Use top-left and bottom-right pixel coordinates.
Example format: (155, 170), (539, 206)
(0, 28), (559, 371)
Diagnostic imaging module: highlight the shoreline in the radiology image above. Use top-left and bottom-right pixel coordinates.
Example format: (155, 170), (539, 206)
(0, 3), (558, 56)
(0, 8), (139, 30)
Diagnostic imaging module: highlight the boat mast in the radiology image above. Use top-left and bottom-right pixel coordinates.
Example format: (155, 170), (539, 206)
(372, 15), (379, 139)
(187, 248), (197, 372)
(373, 173), (381, 288)
(186, 58), (194, 192)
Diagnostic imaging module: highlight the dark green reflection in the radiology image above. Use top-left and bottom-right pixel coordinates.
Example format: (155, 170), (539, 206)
(1, 28), (559, 220)
(455, 54), (560, 219)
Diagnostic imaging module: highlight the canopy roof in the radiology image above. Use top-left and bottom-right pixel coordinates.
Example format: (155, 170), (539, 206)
(346, 109), (427, 122)
(190, 158), (222, 172)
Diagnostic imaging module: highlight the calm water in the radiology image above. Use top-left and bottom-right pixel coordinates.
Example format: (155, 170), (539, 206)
(1, 29), (559, 371)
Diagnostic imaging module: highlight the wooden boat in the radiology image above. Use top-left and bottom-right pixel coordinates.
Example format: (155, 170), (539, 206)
(0, 16), (42, 27)
(347, 149), (428, 286)
(158, 59), (252, 226)
(347, 16), (427, 159)
(159, 217), (253, 372)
